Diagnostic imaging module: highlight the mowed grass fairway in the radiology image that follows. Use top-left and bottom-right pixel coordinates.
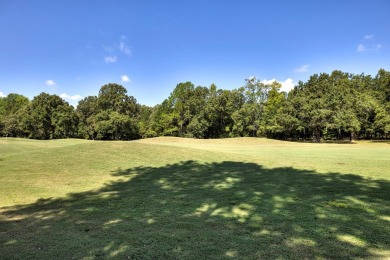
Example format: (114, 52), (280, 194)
(0, 138), (389, 259)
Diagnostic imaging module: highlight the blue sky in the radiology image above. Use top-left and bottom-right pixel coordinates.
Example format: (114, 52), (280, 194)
(1, 0), (389, 106)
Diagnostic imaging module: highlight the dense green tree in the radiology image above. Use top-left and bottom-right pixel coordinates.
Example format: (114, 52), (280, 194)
(88, 111), (139, 140)
(76, 96), (98, 139)
(1, 93), (29, 115)
(23, 93), (77, 139)
(52, 104), (79, 138)
(143, 102), (179, 137)
(204, 86), (240, 138)
(0, 97), (5, 117)
(261, 81), (286, 137)
(1, 107), (28, 137)
(167, 82), (196, 136)
(376, 69), (390, 102)
(2, 69), (390, 141)
(138, 105), (154, 138)
(231, 78), (276, 137)
(0, 94), (29, 137)
(373, 106), (390, 138)
(154, 82), (210, 137)
(79, 83), (141, 140)
(183, 86), (209, 138)
(322, 71), (360, 140)
(98, 83), (133, 114)
(305, 73), (334, 142)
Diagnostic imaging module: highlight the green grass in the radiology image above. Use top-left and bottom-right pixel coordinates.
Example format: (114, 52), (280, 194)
(0, 137), (389, 259)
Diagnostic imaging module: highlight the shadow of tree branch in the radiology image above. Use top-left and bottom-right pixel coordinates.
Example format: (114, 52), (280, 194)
(1, 161), (389, 259)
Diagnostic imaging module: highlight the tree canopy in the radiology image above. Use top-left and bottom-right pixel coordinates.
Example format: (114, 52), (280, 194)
(1, 69), (389, 141)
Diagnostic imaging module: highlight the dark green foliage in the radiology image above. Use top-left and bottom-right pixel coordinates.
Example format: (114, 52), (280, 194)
(23, 93), (78, 139)
(1, 69), (390, 140)
(203, 86), (237, 138)
(277, 70), (390, 140)
(0, 93), (29, 137)
(97, 83), (139, 117)
(76, 96), (98, 139)
(89, 111), (139, 140)
(138, 105), (154, 138)
(376, 68), (390, 102)
(77, 83), (141, 140)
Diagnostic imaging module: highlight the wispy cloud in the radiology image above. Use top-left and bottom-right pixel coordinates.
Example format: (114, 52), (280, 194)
(119, 36), (131, 56)
(357, 44), (366, 52)
(45, 79), (56, 86)
(104, 56), (117, 63)
(357, 43), (382, 53)
(357, 35), (382, 53)
(121, 75), (131, 83)
(364, 34), (374, 40)
(102, 36), (131, 63)
(103, 45), (114, 53)
(60, 93), (83, 101)
(0, 91), (5, 98)
(261, 78), (295, 93)
(294, 64), (309, 73)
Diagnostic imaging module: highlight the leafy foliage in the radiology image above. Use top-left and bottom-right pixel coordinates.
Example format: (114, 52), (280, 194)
(1, 69), (390, 140)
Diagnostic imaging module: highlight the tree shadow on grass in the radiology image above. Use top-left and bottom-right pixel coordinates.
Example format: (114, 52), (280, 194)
(1, 161), (390, 259)
(369, 140), (390, 144)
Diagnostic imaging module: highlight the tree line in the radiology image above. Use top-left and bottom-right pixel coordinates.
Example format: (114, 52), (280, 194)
(1, 69), (389, 141)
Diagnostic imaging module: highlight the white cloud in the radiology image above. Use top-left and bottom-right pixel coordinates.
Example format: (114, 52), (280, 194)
(46, 80), (56, 86)
(357, 43), (382, 53)
(261, 78), (296, 93)
(280, 78), (295, 92)
(261, 79), (277, 85)
(60, 93), (83, 101)
(0, 91), (5, 98)
(294, 64), (309, 73)
(104, 56), (117, 63)
(121, 75), (131, 83)
(364, 34), (374, 40)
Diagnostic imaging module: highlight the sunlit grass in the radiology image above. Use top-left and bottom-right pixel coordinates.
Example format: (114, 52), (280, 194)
(136, 137), (390, 178)
(0, 137), (389, 259)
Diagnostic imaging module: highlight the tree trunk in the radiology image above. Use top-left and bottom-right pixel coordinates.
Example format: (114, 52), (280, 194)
(314, 127), (321, 142)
